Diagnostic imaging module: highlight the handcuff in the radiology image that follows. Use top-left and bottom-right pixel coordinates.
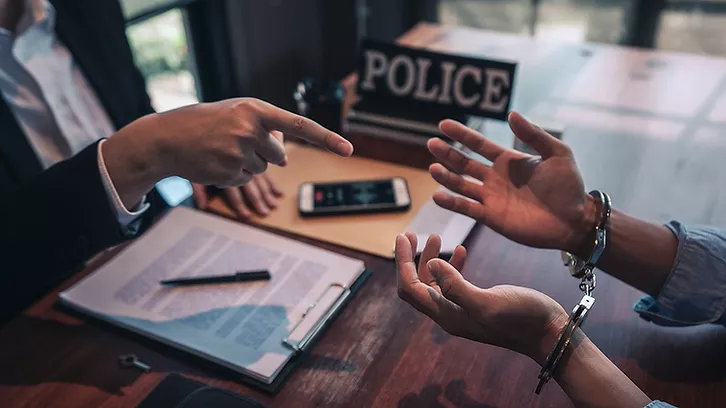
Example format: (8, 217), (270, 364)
(535, 190), (612, 394)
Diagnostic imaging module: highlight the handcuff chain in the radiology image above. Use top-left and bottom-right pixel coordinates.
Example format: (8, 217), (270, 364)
(578, 269), (597, 296)
(536, 191), (611, 394)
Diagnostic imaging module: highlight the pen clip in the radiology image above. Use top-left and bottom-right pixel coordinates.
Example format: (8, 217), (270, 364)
(282, 283), (350, 354)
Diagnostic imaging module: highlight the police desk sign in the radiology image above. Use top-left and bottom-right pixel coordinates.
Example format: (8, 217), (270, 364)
(356, 40), (517, 123)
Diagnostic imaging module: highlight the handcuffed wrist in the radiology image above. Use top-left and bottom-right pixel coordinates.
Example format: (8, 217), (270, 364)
(570, 194), (599, 257)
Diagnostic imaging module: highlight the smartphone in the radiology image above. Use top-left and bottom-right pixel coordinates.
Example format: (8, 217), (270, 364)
(298, 177), (411, 217)
(156, 176), (194, 207)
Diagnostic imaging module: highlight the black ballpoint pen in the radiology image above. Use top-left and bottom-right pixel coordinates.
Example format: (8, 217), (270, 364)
(160, 270), (271, 286)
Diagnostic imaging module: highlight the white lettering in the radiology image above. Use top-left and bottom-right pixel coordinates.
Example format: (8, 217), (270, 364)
(360, 50), (389, 91)
(437, 62), (457, 104)
(479, 68), (510, 112)
(453, 65), (481, 107)
(413, 58), (439, 101)
(387, 55), (416, 96)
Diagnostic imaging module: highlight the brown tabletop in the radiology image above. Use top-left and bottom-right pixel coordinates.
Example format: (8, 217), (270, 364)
(3, 23), (726, 408)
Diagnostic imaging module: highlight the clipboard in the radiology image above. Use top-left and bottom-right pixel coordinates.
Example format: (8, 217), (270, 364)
(239, 268), (372, 393)
(58, 268), (372, 395)
(283, 283), (351, 353)
(57, 207), (374, 395)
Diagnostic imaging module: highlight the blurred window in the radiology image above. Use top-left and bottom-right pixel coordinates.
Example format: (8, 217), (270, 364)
(438, 0), (532, 36)
(437, 0), (628, 44)
(125, 7), (200, 112)
(658, 1), (726, 57)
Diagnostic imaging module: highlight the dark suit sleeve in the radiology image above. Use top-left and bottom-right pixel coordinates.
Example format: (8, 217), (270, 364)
(0, 141), (138, 320)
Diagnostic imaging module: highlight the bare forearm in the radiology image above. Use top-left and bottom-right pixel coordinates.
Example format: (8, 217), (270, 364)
(550, 329), (650, 408)
(576, 206), (678, 298)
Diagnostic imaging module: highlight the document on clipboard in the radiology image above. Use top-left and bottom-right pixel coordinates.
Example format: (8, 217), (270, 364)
(59, 207), (369, 392)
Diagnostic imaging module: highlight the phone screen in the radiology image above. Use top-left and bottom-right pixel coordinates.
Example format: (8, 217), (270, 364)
(314, 180), (396, 209)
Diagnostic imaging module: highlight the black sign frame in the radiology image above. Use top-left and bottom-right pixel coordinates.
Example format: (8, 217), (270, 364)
(355, 39), (517, 123)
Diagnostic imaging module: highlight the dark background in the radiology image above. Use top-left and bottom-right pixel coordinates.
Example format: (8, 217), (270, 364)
(122, 0), (726, 113)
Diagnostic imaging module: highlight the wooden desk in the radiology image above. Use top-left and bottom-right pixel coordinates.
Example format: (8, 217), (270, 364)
(3, 23), (726, 408)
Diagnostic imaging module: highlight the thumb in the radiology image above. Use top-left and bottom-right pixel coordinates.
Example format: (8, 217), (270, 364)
(427, 259), (481, 311)
(270, 131), (288, 166)
(255, 131), (287, 166)
(508, 112), (570, 159)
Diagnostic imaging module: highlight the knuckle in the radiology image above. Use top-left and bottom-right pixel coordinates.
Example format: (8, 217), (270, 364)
(293, 116), (310, 133)
(453, 175), (466, 191)
(473, 137), (487, 154)
(452, 198), (466, 213)
(439, 279), (454, 297)
(235, 121), (259, 139)
(234, 98), (261, 113)
(444, 147), (458, 164)
(452, 149), (468, 169)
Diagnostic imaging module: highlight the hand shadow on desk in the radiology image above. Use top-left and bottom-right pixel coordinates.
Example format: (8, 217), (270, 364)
(590, 321), (726, 383)
(398, 380), (496, 408)
(0, 304), (297, 395)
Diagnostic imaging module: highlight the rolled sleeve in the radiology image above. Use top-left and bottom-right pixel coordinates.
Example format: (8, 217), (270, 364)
(634, 221), (726, 326)
(645, 401), (678, 408)
(97, 140), (150, 236)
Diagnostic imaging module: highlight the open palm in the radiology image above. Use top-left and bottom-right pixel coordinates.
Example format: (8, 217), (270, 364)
(427, 112), (594, 253)
(395, 233), (567, 363)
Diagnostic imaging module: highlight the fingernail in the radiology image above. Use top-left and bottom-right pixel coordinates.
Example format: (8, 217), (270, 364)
(259, 205), (269, 215)
(337, 139), (353, 156)
(429, 164), (445, 178)
(237, 208), (251, 219)
(426, 286), (442, 299)
(427, 259), (441, 276)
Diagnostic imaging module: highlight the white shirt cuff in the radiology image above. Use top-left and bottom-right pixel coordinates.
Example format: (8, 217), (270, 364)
(97, 140), (150, 235)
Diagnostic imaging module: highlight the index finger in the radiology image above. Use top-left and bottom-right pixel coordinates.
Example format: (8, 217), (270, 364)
(439, 119), (506, 162)
(418, 235), (442, 286)
(508, 112), (570, 159)
(395, 234), (419, 287)
(257, 101), (353, 157)
(254, 131), (287, 166)
(395, 234), (440, 316)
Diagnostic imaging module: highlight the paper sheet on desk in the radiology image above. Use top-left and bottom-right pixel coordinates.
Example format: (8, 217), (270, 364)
(59, 207), (365, 384)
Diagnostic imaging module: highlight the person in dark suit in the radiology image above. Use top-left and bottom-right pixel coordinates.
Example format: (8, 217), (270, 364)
(0, 0), (354, 321)
(0, 0), (285, 220)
